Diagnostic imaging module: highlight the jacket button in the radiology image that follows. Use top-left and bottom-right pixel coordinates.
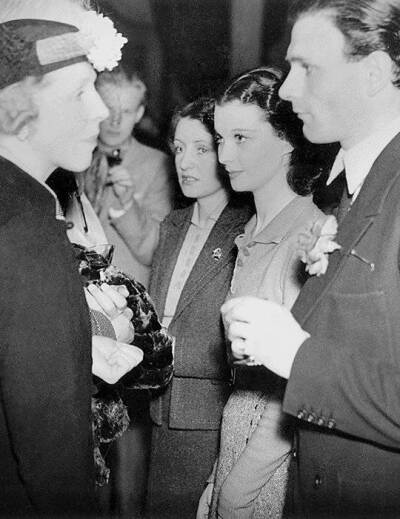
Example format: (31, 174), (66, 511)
(313, 474), (322, 489)
(327, 418), (336, 429)
(292, 448), (297, 458)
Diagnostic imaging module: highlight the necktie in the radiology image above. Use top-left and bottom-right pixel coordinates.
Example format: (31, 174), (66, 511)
(336, 170), (352, 223)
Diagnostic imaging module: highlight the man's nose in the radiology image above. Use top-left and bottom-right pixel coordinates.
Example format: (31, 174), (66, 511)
(279, 70), (296, 101)
(94, 92), (109, 122)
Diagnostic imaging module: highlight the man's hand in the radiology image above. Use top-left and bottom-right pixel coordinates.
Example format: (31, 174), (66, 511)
(85, 284), (134, 343)
(108, 165), (134, 209)
(92, 336), (143, 384)
(221, 296), (309, 379)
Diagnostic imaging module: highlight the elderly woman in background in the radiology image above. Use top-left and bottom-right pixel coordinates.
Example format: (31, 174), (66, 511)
(146, 97), (251, 519)
(197, 67), (328, 519)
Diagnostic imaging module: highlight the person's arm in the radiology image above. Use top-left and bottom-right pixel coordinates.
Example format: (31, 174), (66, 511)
(0, 226), (96, 514)
(217, 399), (292, 518)
(109, 158), (173, 265)
(284, 334), (400, 449)
(222, 295), (400, 450)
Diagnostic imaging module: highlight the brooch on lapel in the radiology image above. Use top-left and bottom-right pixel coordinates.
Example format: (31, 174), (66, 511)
(212, 247), (222, 261)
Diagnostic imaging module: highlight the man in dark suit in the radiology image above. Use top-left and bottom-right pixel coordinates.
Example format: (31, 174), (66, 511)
(0, 1), (143, 516)
(222, 0), (400, 517)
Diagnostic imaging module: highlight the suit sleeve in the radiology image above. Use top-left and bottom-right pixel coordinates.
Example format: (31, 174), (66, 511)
(284, 333), (400, 449)
(110, 156), (174, 266)
(0, 216), (96, 515)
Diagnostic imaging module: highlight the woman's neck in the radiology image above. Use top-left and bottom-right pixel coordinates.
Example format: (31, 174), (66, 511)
(252, 169), (297, 235)
(196, 188), (228, 226)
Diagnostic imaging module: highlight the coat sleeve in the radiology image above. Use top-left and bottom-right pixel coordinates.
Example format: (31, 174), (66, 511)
(110, 156), (174, 266)
(0, 215), (96, 515)
(284, 333), (400, 450)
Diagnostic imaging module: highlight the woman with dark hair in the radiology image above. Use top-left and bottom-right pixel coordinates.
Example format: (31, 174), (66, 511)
(198, 67), (327, 519)
(146, 97), (251, 519)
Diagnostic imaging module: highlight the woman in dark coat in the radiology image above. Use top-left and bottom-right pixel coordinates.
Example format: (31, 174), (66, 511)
(146, 97), (251, 519)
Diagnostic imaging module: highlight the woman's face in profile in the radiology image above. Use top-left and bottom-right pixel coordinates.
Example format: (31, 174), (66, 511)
(173, 117), (224, 200)
(214, 100), (291, 194)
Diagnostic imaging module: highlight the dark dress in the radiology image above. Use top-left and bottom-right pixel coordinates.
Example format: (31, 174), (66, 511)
(0, 157), (96, 516)
(146, 202), (251, 519)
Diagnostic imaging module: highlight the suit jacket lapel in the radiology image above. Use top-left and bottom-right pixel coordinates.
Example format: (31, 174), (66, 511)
(293, 131), (400, 325)
(153, 206), (193, 317)
(171, 204), (244, 322)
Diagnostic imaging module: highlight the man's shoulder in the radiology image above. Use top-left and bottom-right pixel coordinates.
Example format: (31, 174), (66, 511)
(128, 139), (170, 166)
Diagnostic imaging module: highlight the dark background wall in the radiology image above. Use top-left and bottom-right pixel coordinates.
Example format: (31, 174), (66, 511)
(97, 0), (291, 144)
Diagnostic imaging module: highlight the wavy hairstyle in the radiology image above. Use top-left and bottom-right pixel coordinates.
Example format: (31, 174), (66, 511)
(216, 66), (336, 196)
(290, 0), (400, 88)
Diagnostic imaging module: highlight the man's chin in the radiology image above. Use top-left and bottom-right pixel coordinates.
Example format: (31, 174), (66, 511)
(303, 124), (335, 145)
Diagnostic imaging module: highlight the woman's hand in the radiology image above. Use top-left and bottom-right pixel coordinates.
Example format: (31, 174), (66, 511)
(85, 284), (134, 343)
(196, 482), (214, 519)
(92, 335), (143, 384)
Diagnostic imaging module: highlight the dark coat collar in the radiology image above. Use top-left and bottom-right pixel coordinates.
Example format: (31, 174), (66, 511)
(0, 156), (55, 225)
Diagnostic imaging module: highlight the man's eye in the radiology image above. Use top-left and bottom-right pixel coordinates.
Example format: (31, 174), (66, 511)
(234, 134), (247, 143)
(174, 145), (183, 154)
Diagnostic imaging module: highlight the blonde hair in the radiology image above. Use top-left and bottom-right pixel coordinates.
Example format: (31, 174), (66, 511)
(96, 67), (147, 107)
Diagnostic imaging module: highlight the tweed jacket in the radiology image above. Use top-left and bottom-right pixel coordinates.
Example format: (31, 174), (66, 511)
(0, 158), (95, 516)
(149, 202), (251, 430)
(283, 131), (400, 517)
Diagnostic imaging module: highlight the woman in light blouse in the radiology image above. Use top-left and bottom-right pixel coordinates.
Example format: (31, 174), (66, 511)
(146, 97), (251, 519)
(198, 67), (330, 519)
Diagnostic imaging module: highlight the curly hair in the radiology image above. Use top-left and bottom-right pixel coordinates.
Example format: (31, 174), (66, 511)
(168, 96), (216, 151)
(216, 66), (335, 195)
(0, 75), (45, 134)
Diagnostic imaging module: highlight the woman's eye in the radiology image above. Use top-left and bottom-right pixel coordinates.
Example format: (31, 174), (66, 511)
(197, 146), (209, 155)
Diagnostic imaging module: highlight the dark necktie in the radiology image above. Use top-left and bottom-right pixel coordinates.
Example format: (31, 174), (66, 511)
(336, 170), (352, 223)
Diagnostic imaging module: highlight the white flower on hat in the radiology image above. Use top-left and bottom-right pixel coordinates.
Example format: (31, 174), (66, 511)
(78, 11), (127, 72)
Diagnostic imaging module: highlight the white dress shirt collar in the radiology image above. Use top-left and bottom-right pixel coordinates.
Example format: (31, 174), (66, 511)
(328, 116), (400, 200)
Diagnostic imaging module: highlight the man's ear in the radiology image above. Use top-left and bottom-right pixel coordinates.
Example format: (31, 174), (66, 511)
(16, 123), (30, 141)
(135, 104), (145, 124)
(364, 50), (394, 96)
